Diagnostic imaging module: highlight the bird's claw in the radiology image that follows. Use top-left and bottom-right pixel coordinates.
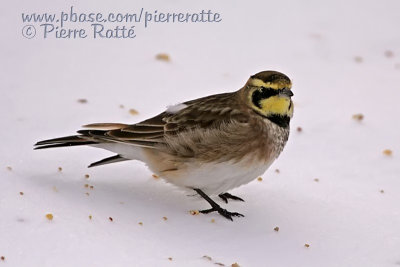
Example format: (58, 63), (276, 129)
(218, 192), (245, 204)
(200, 207), (244, 221)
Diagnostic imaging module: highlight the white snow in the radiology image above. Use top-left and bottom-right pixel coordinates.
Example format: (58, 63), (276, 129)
(1, 0), (400, 266)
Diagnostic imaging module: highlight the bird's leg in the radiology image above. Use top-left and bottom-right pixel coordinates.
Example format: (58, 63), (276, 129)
(194, 189), (244, 221)
(218, 192), (245, 204)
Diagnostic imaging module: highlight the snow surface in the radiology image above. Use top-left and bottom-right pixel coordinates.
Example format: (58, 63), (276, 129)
(1, 0), (400, 266)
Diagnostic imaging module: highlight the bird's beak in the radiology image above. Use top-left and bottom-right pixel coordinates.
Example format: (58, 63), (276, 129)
(279, 88), (294, 97)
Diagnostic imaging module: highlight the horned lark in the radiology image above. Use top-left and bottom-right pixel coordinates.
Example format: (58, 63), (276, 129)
(35, 70), (294, 221)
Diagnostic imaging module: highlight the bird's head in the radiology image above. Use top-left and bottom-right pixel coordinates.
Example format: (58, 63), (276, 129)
(242, 71), (294, 122)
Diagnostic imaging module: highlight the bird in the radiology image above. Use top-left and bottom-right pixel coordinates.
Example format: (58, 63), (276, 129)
(35, 70), (294, 221)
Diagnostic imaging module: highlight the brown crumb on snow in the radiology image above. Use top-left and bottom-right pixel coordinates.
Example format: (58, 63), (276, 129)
(202, 255), (227, 266)
(383, 149), (393, 156)
(138, 222), (143, 226)
(380, 189), (385, 194)
(354, 56), (363, 63)
(163, 216), (168, 221)
(109, 217), (113, 222)
(274, 226), (280, 232)
(314, 178), (319, 182)
(296, 126), (302, 132)
(85, 192), (90, 196)
(152, 174), (159, 179)
(168, 257), (173, 261)
(52, 186), (58, 192)
(6, 166), (12, 171)
(119, 104), (125, 109)
(275, 169), (280, 173)
(257, 177), (263, 182)
(77, 99), (88, 104)
(1, 256), (5, 261)
(203, 255), (212, 261)
(89, 215), (92, 220)
(190, 210), (200, 216)
(231, 263), (240, 267)
(84, 174), (90, 179)
(384, 50), (394, 58)
(58, 167), (62, 172)
(129, 108), (139, 115)
(156, 53), (171, 62)
(83, 184), (94, 189)
(304, 243), (310, 248)
(211, 219), (215, 223)
(352, 113), (364, 121)
(45, 213), (53, 221)
(19, 192), (24, 196)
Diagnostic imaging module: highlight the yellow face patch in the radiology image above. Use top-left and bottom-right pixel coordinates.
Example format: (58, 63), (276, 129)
(248, 78), (292, 90)
(256, 96), (293, 117)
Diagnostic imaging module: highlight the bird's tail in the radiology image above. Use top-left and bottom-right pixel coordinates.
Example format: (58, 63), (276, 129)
(34, 135), (98, 150)
(34, 135), (132, 168)
(34, 123), (148, 167)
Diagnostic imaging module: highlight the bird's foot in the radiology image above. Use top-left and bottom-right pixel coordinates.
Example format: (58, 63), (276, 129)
(194, 188), (244, 221)
(218, 192), (245, 204)
(199, 207), (244, 221)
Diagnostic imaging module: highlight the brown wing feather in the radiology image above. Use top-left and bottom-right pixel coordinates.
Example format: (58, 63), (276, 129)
(107, 129), (165, 140)
(82, 123), (129, 130)
(81, 92), (249, 148)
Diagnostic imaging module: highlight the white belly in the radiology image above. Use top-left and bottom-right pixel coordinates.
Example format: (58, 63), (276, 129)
(93, 143), (274, 195)
(160, 157), (273, 195)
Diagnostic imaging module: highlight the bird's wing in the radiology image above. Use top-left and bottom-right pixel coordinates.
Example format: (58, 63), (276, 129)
(81, 92), (250, 148)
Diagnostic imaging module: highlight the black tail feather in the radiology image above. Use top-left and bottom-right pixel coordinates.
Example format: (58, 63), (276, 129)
(34, 141), (97, 150)
(35, 135), (87, 146)
(88, 154), (130, 168)
(34, 135), (98, 150)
